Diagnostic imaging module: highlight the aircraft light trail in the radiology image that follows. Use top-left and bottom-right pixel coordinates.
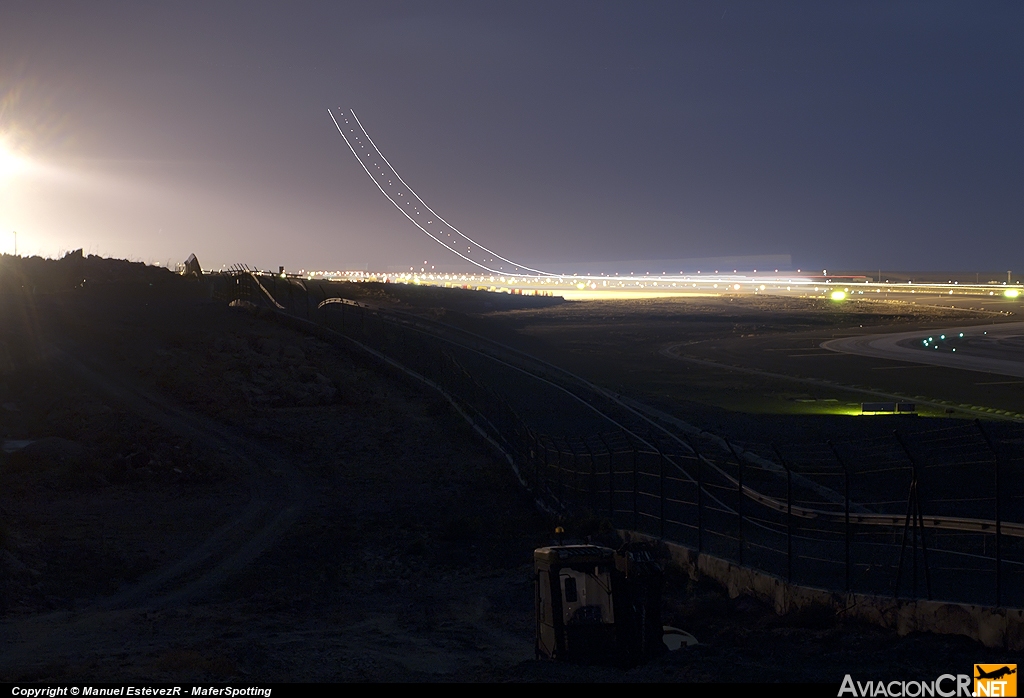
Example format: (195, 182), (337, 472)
(329, 108), (554, 276)
(322, 109), (1021, 313)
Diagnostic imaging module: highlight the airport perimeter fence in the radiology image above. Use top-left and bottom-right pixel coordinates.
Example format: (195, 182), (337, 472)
(214, 270), (1024, 610)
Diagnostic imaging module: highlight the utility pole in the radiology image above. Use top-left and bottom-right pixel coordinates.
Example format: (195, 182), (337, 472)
(12, 230), (15, 256)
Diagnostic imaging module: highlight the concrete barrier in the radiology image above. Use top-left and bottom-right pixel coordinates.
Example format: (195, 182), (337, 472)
(624, 531), (1024, 651)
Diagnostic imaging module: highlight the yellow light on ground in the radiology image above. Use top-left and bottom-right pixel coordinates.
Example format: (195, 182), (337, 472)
(830, 291), (847, 301)
(1004, 289), (1020, 298)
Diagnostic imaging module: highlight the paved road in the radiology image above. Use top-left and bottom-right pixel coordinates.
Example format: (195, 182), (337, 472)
(822, 322), (1024, 378)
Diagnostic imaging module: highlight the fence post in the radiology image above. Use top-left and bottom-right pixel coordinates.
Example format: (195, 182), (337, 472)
(773, 445), (793, 584)
(893, 430), (932, 601)
(659, 451), (666, 539)
(517, 415), (528, 470)
(632, 441), (639, 532)
(913, 484), (919, 598)
(540, 433), (548, 495)
(557, 441), (565, 505)
(569, 440), (576, 502)
(893, 481), (913, 599)
(829, 442), (852, 593)
(727, 442), (744, 566)
(685, 436), (704, 554)
(584, 440), (598, 515)
(598, 433), (614, 520)
(843, 459), (850, 592)
(697, 449), (703, 554)
(975, 420), (1003, 607)
(525, 430), (534, 490)
(494, 398), (506, 449)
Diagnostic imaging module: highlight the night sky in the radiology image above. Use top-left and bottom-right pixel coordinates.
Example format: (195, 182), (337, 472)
(0, 1), (1021, 272)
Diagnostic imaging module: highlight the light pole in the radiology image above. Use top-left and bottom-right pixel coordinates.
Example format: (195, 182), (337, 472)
(12, 230), (15, 257)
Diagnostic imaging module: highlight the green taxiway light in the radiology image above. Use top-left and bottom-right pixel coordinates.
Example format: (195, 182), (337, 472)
(1004, 289), (1020, 298)
(830, 290), (846, 301)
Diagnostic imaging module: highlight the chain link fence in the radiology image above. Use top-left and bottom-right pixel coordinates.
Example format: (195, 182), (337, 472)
(213, 271), (1024, 609)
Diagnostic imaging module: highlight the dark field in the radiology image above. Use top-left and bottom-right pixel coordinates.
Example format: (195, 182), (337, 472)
(475, 296), (1024, 430)
(328, 281), (1024, 434)
(0, 256), (1019, 682)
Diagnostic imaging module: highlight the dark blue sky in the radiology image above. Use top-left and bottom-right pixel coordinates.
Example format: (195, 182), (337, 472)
(0, 1), (1021, 271)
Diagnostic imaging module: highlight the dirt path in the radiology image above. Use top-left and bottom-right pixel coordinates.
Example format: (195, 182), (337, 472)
(0, 342), (312, 674)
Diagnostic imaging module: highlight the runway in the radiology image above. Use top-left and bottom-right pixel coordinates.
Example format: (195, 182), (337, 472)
(822, 321), (1024, 378)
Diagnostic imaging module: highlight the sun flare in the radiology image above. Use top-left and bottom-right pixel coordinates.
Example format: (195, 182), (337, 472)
(0, 139), (27, 181)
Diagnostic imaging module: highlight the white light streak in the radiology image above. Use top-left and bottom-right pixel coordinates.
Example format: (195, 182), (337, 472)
(347, 110), (553, 276)
(330, 108), (554, 276)
(329, 109), (502, 273)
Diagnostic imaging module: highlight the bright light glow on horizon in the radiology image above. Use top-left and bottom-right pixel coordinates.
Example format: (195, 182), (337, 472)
(0, 137), (27, 182)
(0, 133), (236, 261)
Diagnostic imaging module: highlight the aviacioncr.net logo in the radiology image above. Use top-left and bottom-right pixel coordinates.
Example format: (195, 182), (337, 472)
(974, 665), (1017, 697)
(839, 674), (973, 697)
